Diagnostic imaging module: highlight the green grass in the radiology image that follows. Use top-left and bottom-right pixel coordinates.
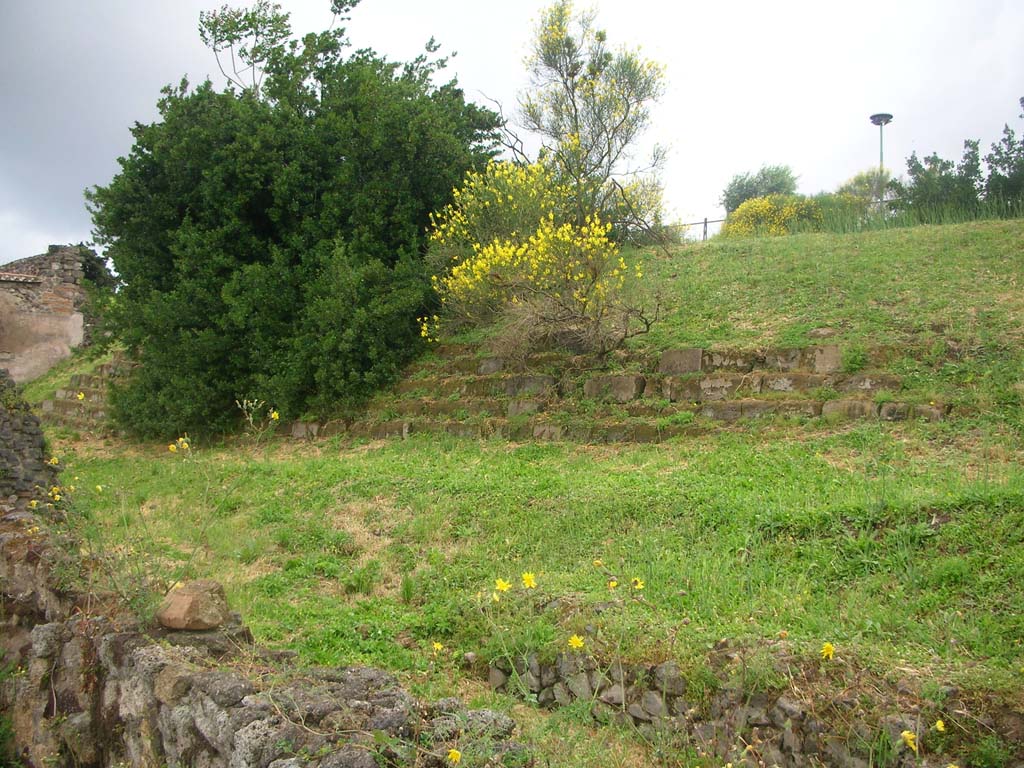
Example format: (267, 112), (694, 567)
(29, 220), (1024, 765)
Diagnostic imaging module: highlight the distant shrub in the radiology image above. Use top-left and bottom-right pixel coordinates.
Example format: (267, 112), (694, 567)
(721, 194), (823, 237)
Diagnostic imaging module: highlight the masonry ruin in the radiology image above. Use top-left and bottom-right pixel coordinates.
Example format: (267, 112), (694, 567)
(0, 245), (88, 384)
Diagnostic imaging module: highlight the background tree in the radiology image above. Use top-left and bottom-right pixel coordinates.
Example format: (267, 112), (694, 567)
(890, 141), (982, 213)
(518, 0), (666, 236)
(720, 165), (798, 214)
(983, 96), (1024, 202)
(836, 167), (892, 202)
(88, 2), (499, 437)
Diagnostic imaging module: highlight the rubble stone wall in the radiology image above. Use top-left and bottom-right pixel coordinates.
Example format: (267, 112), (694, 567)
(0, 246), (87, 383)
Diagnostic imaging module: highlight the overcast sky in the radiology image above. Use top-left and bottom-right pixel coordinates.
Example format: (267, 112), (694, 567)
(1, 0), (1022, 264)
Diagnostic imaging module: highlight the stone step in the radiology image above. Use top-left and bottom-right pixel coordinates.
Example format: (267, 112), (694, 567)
(43, 398), (107, 417)
(394, 374), (559, 399)
(336, 399), (946, 445)
(656, 372), (901, 404)
(658, 345), (843, 375)
(54, 386), (106, 403)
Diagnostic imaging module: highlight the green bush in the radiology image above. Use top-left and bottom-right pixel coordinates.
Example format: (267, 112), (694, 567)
(90, 10), (499, 437)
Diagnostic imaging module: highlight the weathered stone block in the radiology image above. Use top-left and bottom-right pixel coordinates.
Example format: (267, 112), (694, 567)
(506, 375), (557, 397)
(821, 399), (878, 420)
(811, 345), (842, 374)
(703, 349), (760, 372)
(699, 401), (743, 421)
(761, 373), (830, 393)
(477, 357), (504, 375)
(156, 580), (233, 631)
(659, 348), (703, 375)
(663, 376), (701, 403)
(836, 373), (901, 393)
(700, 373), (761, 401)
(913, 404), (945, 422)
(879, 402), (911, 421)
(583, 374), (646, 403)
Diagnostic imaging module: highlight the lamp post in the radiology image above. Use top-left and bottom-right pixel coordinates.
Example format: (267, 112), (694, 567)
(869, 113), (893, 172)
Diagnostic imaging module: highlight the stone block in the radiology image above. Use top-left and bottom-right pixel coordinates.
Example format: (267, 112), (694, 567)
(913, 404), (945, 422)
(699, 401), (743, 421)
(663, 376), (701, 403)
(652, 661), (687, 697)
(156, 580), (233, 631)
(658, 348), (703, 374)
(764, 348), (804, 371)
(506, 375), (557, 397)
(477, 357), (504, 375)
(821, 399), (877, 420)
(703, 349), (760, 372)
(532, 424), (563, 441)
(761, 373), (829, 393)
(811, 345), (842, 374)
(836, 373), (901, 393)
(583, 374), (646, 403)
(879, 402), (911, 421)
(508, 399), (543, 418)
(700, 373), (761, 401)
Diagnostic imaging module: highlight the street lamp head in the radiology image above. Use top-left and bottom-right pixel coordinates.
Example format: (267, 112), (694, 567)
(870, 113), (894, 126)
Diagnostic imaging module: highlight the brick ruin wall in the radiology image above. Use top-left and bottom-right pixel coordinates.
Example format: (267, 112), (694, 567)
(0, 246), (87, 383)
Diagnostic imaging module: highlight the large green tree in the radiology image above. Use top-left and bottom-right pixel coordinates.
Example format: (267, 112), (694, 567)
(88, 2), (499, 437)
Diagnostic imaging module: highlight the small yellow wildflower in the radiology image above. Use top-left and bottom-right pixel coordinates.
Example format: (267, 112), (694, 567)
(935, 719), (946, 733)
(68, 485), (75, 492)
(28, 500), (38, 510)
(608, 579), (618, 590)
(447, 748), (462, 765)
(568, 634), (585, 650)
(168, 444), (177, 453)
(521, 572), (537, 589)
(76, 392), (85, 401)
(631, 577), (645, 591)
(95, 485), (103, 493)
(48, 457), (59, 465)
(270, 410), (280, 421)
(820, 642), (835, 661)
(432, 641), (444, 653)
(592, 558), (603, 567)
(52, 494), (61, 502)
(901, 731), (918, 754)
(495, 578), (511, 593)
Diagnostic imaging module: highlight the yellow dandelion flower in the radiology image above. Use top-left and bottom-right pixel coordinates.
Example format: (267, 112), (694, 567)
(495, 578), (511, 593)
(608, 579), (618, 591)
(631, 577), (645, 591)
(432, 641), (444, 653)
(592, 559), (603, 567)
(95, 485), (103, 493)
(53, 494), (61, 502)
(820, 642), (835, 661)
(901, 730), (918, 754)
(270, 410), (279, 421)
(28, 500), (38, 510)
(935, 719), (945, 732)
(568, 634), (585, 650)
(76, 392), (85, 401)
(48, 456), (59, 465)
(521, 572), (537, 589)
(447, 748), (462, 765)
(168, 444), (177, 453)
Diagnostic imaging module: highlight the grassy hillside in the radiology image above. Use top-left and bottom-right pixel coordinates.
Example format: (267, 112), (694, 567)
(35, 221), (1024, 766)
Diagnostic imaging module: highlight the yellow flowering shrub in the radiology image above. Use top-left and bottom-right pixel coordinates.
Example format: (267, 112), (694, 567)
(722, 194), (823, 238)
(429, 160), (651, 353)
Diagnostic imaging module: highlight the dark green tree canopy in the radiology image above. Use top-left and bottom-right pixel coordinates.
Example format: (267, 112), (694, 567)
(88, 2), (499, 437)
(720, 165), (798, 213)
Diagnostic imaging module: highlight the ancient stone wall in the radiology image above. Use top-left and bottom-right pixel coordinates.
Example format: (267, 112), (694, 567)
(0, 371), (57, 512)
(0, 245), (87, 383)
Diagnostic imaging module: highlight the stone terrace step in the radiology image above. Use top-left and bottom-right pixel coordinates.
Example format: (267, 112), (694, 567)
(334, 398), (947, 445)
